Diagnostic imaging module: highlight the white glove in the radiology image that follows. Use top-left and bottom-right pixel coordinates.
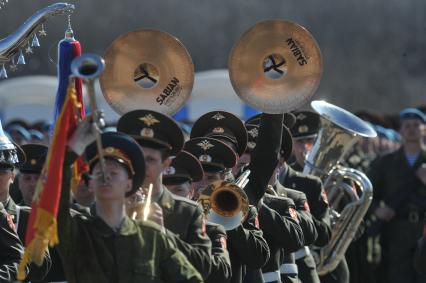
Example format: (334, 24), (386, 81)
(67, 112), (104, 156)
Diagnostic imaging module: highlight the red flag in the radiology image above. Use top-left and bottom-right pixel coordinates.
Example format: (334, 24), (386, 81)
(18, 33), (83, 280)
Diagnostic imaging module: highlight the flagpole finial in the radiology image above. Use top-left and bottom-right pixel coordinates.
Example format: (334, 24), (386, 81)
(64, 15), (74, 40)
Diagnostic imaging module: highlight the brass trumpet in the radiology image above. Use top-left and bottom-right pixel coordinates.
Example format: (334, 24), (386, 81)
(70, 53), (106, 182)
(198, 170), (250, 230)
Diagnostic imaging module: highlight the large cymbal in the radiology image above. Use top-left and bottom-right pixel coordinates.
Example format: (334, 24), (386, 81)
(229, 20), (323, 114)
(100, 29), (194, 116)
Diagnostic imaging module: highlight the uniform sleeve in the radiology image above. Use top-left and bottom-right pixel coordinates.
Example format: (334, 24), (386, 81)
(307, 179), (332, 247)
(57, 150), (79, 261)
(166, 205), (212, 279)
(291, 192), (318, 246)
(414, 236), (426, 275)
(227, 206), (270, 269)
(247, 114), (284, 205)
(367, 156), (385, 210)
(205, 225), (232, 283)
(258, 202), (304, 253)
(0, 210), (25, 282)
(19, 210), (52, 282)
(297, 209), (318, 246)
(160, 234), (204, 283)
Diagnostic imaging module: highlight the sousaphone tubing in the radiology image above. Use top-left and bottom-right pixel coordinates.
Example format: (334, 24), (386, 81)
(100, 29), (194, 115)
(229, 20), (323, 113)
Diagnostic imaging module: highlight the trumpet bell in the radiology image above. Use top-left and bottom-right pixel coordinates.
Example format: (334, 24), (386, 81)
(199, 181), (249, 230)
(71, 53), (105, 80)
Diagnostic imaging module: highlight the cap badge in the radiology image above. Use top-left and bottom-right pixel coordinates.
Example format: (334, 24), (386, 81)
(298, 125), (309, 133)
(139, 114), (160, 126)
(141, 127), (154, 138)
(212, 113), (225, 120)
(297, 113), (307, 120)
(199, 154), (212, 162)
(30, 159), (37, 165)
(163, 166), (176, 175)
(247, 141), (256, 149)
(212, 127), (224, 134)
(197, 140), (214, 151)
(105, 147), (115, 154)
(247, 127), (258, 138)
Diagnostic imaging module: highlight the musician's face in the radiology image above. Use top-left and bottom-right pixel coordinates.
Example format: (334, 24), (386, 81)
(0, 168), (14, 202)
(292, 137), (316, 167)
(141, 147), (171, 190)
(73, 179), (94, 207)
(399, 119), (425, 144)
(90, 159), (132, 201)
(167, 182), (193, 199)
(232, 153), (251, 177)
(18, 173), (39, 206)
(192, 171), (222, 200)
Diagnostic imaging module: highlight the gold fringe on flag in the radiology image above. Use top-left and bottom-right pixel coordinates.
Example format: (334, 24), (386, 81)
(17, 82), (81, 281)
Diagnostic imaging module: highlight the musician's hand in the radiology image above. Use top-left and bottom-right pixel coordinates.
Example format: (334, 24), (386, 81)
(67, 113), (102, 156)
(374, 205), (395, 222)
(148, 202), (165, 232)
(416, 163), (426, 185)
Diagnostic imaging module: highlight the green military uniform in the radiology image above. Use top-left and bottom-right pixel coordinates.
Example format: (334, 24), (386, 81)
(184, 136), (270, 283)
(205, 222), (232, 283)
(368, 147), (426, 283)
(58, 132), (203, 283)
(118, 109), (212, 279)
(3, 197), (52, 282)
(162, 149), (232, 283)
(156, 187), (213, 279)
(281, 163), (331, 283)
(274, 183), (318, 283)
(260, 194), (304, 283)
(188, 111), (274, 283)
(228, 205), (270, 283)
(0, 202), (25, 282)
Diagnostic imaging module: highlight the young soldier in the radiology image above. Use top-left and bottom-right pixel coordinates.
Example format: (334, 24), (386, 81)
(163, 150), (232, 283)
(117, 110), (212, 279)
(17, 144), (48, 206)
(61, 129), (203, 282)
(184, 136), (270, 283)
(243, 115), (315, 283)
(280, 111), (334, 283)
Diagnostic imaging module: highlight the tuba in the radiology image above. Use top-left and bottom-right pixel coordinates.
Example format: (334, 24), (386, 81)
(303, 100), (377, 275)
(198, 170), (250, 230)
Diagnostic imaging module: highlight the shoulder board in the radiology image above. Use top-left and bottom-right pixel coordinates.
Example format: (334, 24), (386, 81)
(136, 219), (164, 233)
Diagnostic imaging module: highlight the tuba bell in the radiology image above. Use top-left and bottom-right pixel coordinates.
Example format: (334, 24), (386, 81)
(303, 100), (377, 275)
(198, 170), (250, 230)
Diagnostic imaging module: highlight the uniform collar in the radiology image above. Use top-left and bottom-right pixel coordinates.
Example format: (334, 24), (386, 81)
(93, 215), (139, 237)
(2, 196), (16, 215)
(156, 186), (174, 212)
